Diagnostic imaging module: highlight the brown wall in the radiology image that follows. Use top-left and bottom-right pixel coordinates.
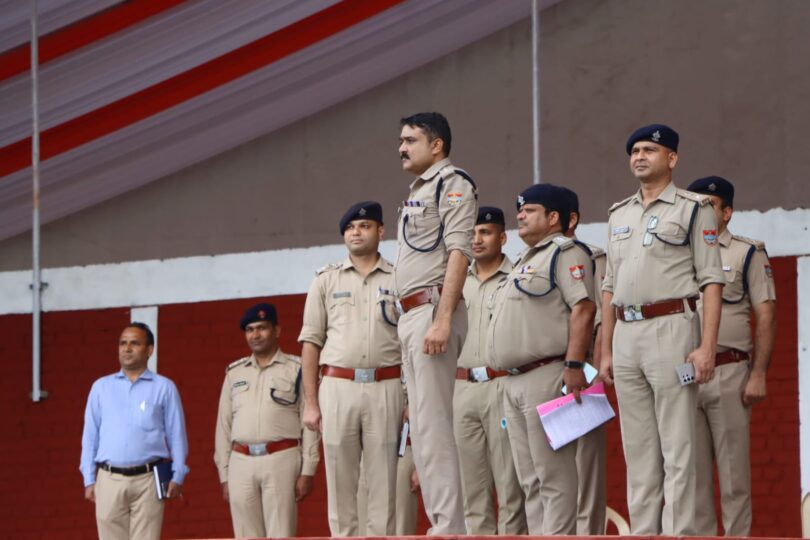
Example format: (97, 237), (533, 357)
(0, 0), (807, 271)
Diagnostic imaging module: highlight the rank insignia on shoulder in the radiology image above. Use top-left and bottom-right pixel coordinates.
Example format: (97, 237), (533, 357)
(703, 229), (718, 246)
(226, 358), (249, 372)
(332, 291), (351, 299)
(446, 192), (463, 206)
(569, 265), (585, 280)
(765, 264), (773, 278)
(316, 262), (342, 275)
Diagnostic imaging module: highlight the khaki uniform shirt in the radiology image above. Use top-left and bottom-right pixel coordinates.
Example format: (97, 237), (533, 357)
(214, 350), (320, 482)
(572, 237), (606, 328)
(487, 234), (594, 370)
(298, 256), (401, 368)
(704, 229), (776, 353)
(458, 255), (513, 369)
(395, 158), (478, 297)
(603, 182), (724, 305)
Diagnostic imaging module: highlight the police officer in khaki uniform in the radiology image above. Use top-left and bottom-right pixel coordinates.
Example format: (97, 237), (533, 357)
(488, 183), (596, 535)
(395, 112), (477, 534)
(600, 125), (725, 536)
(454, 206), (527, 535)
(560, 187), (608, 535)
(299, 202), (404, 536)
(214, 304), (320, 538)
(686, 176), (777, 536)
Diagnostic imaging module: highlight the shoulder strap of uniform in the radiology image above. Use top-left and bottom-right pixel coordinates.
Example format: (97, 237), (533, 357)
(435, 166), (478, 204)
(226, 357), (249, 372)
(608, 195), (634, 214)
(676, 188), (711, 206)
(453, 168), (478, 199)
(316, 262), (342, 275)
(724, 243), (757, 305)
(572, 239), (596, 274)
(731, 234), (766, 251)
(551, 236), (575, 250)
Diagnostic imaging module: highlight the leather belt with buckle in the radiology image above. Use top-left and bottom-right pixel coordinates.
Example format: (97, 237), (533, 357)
(322, 365), (401, 383)
(232, 439), (299, 457)
(399, 286), (443, 314)
(506, 356), (565, 375)
(716, 349), (750, 366)
(456, 366), (509, 382)
(98, 459), (166, 476)
(615, 297), (697, 322)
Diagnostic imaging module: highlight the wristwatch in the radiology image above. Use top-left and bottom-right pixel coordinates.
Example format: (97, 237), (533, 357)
(564, 360), (584, 370)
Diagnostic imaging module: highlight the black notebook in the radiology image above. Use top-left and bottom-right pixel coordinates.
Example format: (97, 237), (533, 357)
(153, 461), (173, 500)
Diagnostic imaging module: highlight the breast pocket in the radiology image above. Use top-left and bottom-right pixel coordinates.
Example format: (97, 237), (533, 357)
(610, 230), (633, 262)
(135, 400), (164, 431)
(328, 295), (355, 326)
(231, 381), (250, 411)
(402, 203), (442, 252)
(722, 265), (744, 301)
(651, 222), (689, 258)
(376, 292), (400, 326)
(269, 376), (298, 406)
(512, 272), (554, 299)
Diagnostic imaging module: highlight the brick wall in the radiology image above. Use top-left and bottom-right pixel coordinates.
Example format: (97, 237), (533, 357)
(0, 257), (799, 538)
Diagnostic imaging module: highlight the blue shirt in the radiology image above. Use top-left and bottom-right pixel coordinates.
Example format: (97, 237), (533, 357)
(80, 369), (189, 486)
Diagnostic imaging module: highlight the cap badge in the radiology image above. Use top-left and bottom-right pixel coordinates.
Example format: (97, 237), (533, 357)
(358, 208), (367, 216)
(258, 310), (266, 319)
(651, 130), (661, 142)
(708, 183), (717, 191)
(485, 213), (492, 221)
(517, 195), (525, 206)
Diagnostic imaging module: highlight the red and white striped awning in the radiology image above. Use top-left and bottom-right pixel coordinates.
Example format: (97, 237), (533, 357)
(0, 0), (553, 242)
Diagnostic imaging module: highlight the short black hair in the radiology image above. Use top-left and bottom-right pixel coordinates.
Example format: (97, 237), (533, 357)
(126, 322), (155, 347)
(400, 112), (452, 156)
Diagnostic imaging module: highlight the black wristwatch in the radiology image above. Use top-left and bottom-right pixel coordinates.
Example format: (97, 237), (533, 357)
(564, 360), (585, 370)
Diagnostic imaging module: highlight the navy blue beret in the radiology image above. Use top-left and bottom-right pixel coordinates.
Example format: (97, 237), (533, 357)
(339, 201), (383, 235)
(626, 124), (679, 154)
(516, 183), (570, 232)
(558, 186), (579, 214)
(687, 176), (735, 206)
(476, 206), (505, 226)
(240, 303), (278, 330)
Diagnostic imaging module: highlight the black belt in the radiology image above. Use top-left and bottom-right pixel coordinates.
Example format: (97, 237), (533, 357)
(98, 459), (166, 476)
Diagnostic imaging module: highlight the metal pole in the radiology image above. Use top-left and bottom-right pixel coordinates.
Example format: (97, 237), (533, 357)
(531, 0), (541, 184)
(31, 0), (43, 402)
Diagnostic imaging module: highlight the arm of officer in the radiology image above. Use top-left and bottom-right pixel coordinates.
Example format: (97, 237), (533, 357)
(80, 382), (101, 500)
(299, 276), (328, 429)
(558, 247), (596, 402)
(688, 201), (725, 384)
(214, 374), (233, 500)
(164, 380), (189, 498)
(297, 415), (321, 501)
(599, 291), (616, 385)
(424, 249), (467, 355)
(301, 342), (323, 432)
(743, 248), (778, 406)
(690, 283), (721, 383)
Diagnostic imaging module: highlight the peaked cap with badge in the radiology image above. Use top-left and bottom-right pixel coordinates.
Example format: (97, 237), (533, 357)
(687, 176), (735, 206)
(516, 183), (571, 232)
(625, 123), (679, 155)
(239, 302), (278, 330)
(339, 201), (383, 235)
(476, 206), (505, 226)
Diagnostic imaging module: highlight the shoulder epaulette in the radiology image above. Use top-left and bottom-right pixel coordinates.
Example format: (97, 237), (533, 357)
(676, 188), (711, 206)
(283, 353), (302, 364)
(588, 244), (606, 259)
(731, 234), (766, 251)
(551, 236), (575, 250)
(316, 262), (342, 275)
(226, 357), (249, 372)
(608, 195), (634, 213)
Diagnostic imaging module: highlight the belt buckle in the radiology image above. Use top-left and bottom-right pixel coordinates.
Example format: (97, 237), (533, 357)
(624, 304), (644, 321)
(470, 367), (490, 382)
(248, 443), (268, 456)
(354, 368), (375, 383)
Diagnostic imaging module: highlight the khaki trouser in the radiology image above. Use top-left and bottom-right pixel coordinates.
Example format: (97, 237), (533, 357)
(398, 302), (466, 535)
(453, 378), (527, 534)
(576, 423), (607, 535)
(613, 309), (700, 536)
(503, 361), (578, 535)
(321, 376), (403, 536)
(227, 446), (300, 538)
(95, 467), (164, 540)
(358, 444), (419, 536)
(695, 360), (752, 536)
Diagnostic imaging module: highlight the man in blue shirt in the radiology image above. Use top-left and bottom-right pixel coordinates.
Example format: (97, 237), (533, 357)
(80, 322), (189, 540)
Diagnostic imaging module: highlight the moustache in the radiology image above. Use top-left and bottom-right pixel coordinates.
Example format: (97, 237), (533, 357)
(400, 152), (409, 159)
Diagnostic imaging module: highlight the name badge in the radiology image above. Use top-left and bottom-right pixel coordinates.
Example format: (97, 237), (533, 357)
(722, 265), (732, 272)
(612, 226), (630, 235)
(332, 291), (352, 299)
(232, 380), (248, 389)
